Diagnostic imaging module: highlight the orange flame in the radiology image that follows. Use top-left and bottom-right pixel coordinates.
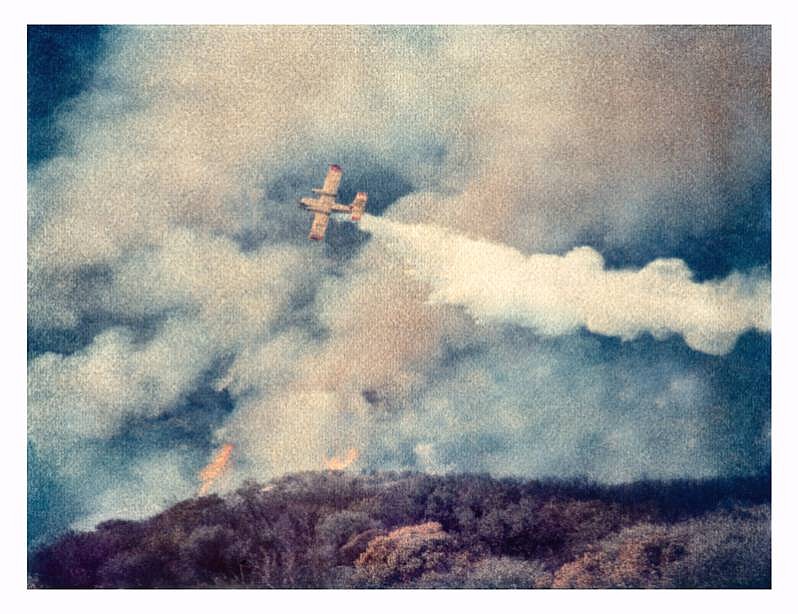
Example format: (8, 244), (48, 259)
(197, 443), (234, 496)
(324, 447), (359, 471)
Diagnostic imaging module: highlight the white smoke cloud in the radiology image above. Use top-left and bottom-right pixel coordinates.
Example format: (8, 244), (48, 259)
(71, 450), (195, 531)
(356, 212), (770, 355)
(28, 324), (209, 445)
(26, 26), (771, 528)
(363, 334), (726, 483)
(28, 227), (313, 451)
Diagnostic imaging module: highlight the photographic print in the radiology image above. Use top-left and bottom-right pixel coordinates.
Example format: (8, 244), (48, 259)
(27, 25), (771, 589)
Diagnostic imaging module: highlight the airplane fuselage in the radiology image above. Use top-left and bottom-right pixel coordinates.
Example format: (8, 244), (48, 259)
(299, 195), (350, 215)
(298, 197), (330, 214)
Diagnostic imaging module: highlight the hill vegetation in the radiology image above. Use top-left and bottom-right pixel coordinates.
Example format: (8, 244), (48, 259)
(29, 471), (770, 589)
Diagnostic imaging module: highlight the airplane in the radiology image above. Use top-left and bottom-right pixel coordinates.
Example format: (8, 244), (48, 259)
(298, 164), (367, 240)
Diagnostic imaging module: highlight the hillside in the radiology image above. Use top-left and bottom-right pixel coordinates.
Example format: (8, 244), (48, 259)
(29, 471), (771, 589)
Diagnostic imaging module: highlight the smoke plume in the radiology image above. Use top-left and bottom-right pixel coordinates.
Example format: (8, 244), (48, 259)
(356, 214), (770, 355)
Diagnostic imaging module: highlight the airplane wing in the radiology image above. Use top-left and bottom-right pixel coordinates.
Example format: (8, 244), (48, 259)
(309, 212), (330, 241)
(321, 164), (343, 196)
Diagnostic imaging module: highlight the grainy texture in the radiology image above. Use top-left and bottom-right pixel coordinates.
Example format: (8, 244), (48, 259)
(28, 26), (770, 588)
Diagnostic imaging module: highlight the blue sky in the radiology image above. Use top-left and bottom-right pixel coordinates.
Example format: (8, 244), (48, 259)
(27, 25), (770, 548)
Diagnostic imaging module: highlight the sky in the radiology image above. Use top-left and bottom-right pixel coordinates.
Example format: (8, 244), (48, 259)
(27, 25), (771, 548)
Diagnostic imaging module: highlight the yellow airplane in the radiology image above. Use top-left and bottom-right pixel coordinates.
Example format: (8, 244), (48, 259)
(298, 164), (367, 240)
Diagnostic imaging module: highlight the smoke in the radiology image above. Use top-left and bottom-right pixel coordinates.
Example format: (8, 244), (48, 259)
(356, 213), (770, 355)
(70, 449), (195, 531)
(28, 227), (313, 450)
(27, 26), (770, 530)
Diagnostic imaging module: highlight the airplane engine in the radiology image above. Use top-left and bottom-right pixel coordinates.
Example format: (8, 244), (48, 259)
(351, 192), (368, 221)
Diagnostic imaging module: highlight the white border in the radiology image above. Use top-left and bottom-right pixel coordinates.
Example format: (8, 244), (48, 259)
(5, 1), (796, 611)
(15, 1), (781, 25)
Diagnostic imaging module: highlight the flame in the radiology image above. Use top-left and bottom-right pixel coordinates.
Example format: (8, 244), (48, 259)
(197, 443), (235, 496)
(324, 447), (359, 471)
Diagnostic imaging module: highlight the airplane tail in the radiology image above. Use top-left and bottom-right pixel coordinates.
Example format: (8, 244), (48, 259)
(351, 192), (368, 221)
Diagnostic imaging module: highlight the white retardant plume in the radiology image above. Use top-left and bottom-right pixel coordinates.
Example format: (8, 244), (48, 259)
(357, 214), (770, 355)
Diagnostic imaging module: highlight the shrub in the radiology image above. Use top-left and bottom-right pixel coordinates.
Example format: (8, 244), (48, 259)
(29, 471), (770, 589)
(664, 505), (770, 588)
(409, 554), (553, 589)
(354, 522), (456, 586)
(552, 504), (770, 589)
(552, 523), (686, 588)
